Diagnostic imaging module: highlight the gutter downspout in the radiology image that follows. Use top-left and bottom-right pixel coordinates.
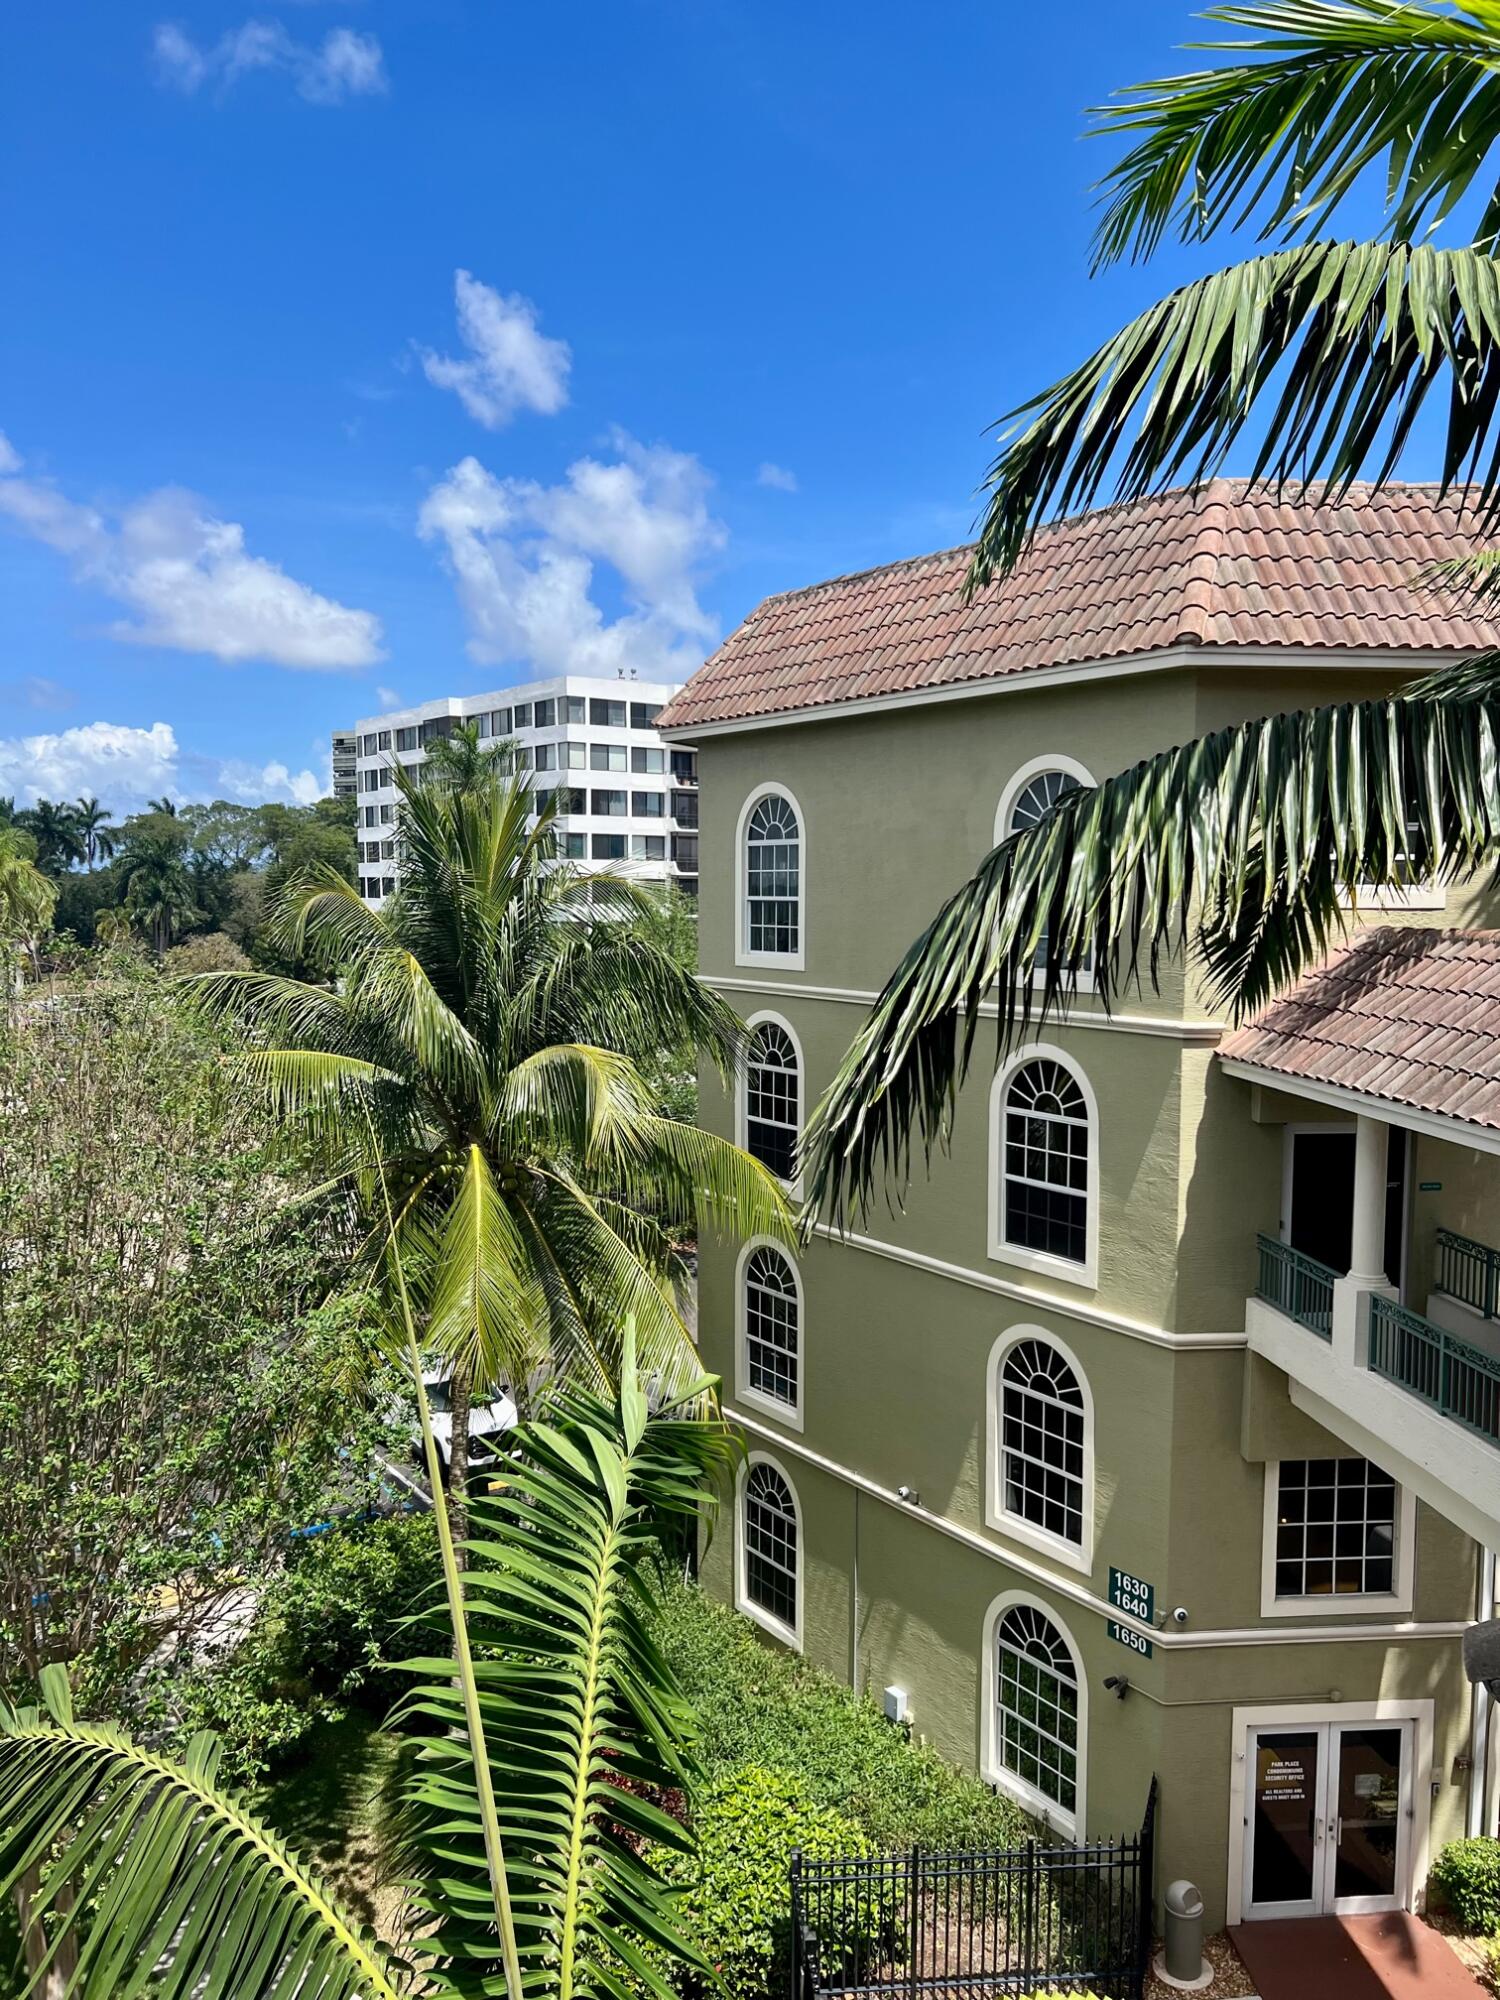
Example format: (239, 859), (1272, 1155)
(1470, 1547), (1497, 1839)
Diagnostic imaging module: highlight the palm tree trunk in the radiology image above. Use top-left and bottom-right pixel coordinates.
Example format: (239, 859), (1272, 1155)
(17, 1869), (76, 1997)
(445, 1363), (472, 1555)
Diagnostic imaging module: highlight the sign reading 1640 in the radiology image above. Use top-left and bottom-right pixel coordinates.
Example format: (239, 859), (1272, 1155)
(1108, 1567), (1155, 1625)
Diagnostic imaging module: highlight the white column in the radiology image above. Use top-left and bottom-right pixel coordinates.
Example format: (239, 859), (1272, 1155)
(1348, 1114), (1390, 1285)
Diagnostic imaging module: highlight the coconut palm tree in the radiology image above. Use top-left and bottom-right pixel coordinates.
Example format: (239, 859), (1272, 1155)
(16, 799), (83, 876)
(804, 0), (1500, 1218)
(193, 758), (791, 1533)
(73, 796), (115, 869)
(0, 1323), (731, 2000)
(147, 795), (178, 817)
(118, 826), (199, 958)
(0, 829), (57, 979)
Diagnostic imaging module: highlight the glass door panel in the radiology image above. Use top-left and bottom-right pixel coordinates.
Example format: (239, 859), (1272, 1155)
(1248, 1730), (1322, 1916)
(1330, 1725), (1405, 1910)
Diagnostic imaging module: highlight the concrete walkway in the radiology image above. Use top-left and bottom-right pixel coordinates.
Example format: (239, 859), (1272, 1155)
(1228, 1913), (1487, 1999)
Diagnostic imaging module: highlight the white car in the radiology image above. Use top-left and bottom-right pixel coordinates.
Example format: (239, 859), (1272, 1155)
(419, 1369), (518, 1471)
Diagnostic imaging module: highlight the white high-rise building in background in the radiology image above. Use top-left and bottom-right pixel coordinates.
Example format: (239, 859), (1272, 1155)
(351, 675), (698, 904)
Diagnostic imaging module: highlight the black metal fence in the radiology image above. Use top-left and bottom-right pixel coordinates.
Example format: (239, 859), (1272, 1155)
(790, 1781), (1156, 2000)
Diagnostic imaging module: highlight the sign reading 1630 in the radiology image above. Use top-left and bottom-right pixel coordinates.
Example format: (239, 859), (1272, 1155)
(1108, 1567), (1155, 1625)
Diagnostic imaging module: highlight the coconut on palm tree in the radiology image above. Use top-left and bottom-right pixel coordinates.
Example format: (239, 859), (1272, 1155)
(194, 757), (792, 1531)
(805, 0), (1500, 1215)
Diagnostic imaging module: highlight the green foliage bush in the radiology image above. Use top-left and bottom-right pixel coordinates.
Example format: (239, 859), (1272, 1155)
(651, 1575), (1029, 1851)
(1432, 1836), (1500, 1934)
(159, 1511), (437, 1786)
(653, 1766), (875, 2000)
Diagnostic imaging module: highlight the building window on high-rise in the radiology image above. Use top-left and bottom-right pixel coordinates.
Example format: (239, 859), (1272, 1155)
(739, 1243), (801, 1424)
(632, 791), (664, 817)
(377, 729), (391, 751)
(631, 746), (665, 774)
(630, 835), (665, 861)
(591, 789), (626, 816)
(563, 832), (587, 860)
(562, 742), (587, 770)
(396, 727), (418, 752)
(738, 1458), (800, 1644)
(590, 698), (627, 729)
(743, 1019), (800, 1184)
(564, 695), (586, 723)
(363, 806), (377, 828)
(535, 744), (555, 770)
(740, 788), (801, 965)
(630, 701), (661, 729)
(988, 1601), (1081, 1831)
(994, 1054), (1094, 1281)
(534, 699), (555, 727)
(513, 702), (532, 728)
(993, 1334), (1089, 1557)
(591, 743), (627, 771)
(591, 833), (626, 861)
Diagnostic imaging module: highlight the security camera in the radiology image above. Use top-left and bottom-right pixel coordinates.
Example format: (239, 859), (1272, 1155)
(896, 1485), (920, 1506)
(1103, 1674), (1130, 1700)
(1171, 1606), (1189, 1626)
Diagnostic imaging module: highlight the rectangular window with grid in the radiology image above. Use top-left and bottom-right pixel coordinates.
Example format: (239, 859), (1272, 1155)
(1004, 1111), (1087, 1263)
(1274, 1459), (1397, 1599)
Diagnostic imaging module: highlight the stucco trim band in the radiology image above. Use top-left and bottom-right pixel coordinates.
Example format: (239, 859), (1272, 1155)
(729, 1408), (1470, 1654)
(704, 974), (1226, 1044)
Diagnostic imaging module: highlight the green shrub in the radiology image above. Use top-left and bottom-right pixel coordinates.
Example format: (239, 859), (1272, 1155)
(1483, 1932), (1500, 1994)
(651, 1576), (1029, 1850)
(1432, 1836), (1500, 1934)
(653, 1766), (877, 2000)
(147, 1510), (437, 1786)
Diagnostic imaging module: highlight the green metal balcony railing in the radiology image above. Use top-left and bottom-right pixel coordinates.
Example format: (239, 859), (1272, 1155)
(1255, 1234), (1337, 1341)
(1368, 1294), (1500, 1450)
(1434, 1227), (1500, 1321)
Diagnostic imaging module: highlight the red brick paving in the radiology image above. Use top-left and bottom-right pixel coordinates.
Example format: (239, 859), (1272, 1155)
(1228, 1912), (1488, 1998)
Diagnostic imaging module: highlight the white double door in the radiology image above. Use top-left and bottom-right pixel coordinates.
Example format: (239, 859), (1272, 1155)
(1243, 1719), (1412, 1920)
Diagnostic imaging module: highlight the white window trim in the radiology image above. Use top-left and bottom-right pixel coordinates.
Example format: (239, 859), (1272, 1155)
(736, 782), (806, 971)
(735, 1450), (803, 1650)
(739, 1009), (805, 1200)
(994, 755), (1097, 996)
(1259, 1458), (1417, 1619)
(980, 1589), (1087, 1840)
(987, 1043), (1100, 1291)
(735, 1235), (805, 1433)
(984, 1325), (1095, 1575)
(1224, 1697), (1434, 1926)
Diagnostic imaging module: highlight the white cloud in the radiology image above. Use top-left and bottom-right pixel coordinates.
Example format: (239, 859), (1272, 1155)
(419, 272), (571, 429)
(0, 720), (324, 816)
(152, 19), (387, 104)
(0, 722), (180, 811)
(375, 685), (403, 710)
(0, 434), (384, 670)
(757, 462), (799, 493)
(417, 433), (725, 680)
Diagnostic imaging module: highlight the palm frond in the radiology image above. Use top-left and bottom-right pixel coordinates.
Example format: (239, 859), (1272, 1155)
(401, 1355), (734, 2000)
(802, 658), (1500, 1225)
(1092, 0), (1500, 267)
(424, 1143), (549, 1390)
(970, 238), (1500, 590)
(0, 1669), (403, 2000)
(1414, 545), (1500, 603)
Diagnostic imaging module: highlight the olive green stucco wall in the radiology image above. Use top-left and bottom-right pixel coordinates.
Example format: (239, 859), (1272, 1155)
(688, 653), (1486, 1929)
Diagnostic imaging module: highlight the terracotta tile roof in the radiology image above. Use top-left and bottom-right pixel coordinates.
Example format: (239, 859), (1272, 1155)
(1219, 929), (1500, 1134)
(658, 480), (1500, 731)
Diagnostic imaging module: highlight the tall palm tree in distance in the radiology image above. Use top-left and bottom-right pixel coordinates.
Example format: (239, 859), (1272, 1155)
(119, 826), (199, 958)
(806, 0), (1500, 1220)
(195, 758), (791, 1532)
(16, 799), (83, 876)
(73, 795), (115, 868)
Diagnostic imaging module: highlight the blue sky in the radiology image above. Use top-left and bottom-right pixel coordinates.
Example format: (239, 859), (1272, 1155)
(0, 3), (1374, 813)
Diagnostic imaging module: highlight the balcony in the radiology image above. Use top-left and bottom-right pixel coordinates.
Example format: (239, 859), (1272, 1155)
(1255, 1235), (1336, 1341)
(1368, 1294), (1500, 1450)
(1433, 1227), (1500, 1321)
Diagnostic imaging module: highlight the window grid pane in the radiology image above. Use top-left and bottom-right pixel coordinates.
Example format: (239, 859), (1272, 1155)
(1009, 770), (1093, 976)
(1274, 1458), (1397, 1598)
(746, 795), (800, 956)
(1001, 1340), (1085, 1545)
(747, 1024), (799, 1181)
(744, 1464), (797, 1629)
(1002, 1060), (1089, 1264)
(746, 1247), (798, 1408)
(996, 1605), (1077, 1813)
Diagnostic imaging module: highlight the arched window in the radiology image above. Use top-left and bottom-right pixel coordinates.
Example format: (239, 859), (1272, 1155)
(1002, 763), (1093, 977)
(994, 1602), (1080, 1818)
(741, 1244), (800, 1417)
(1000, 1338), (1086, 1547)
(740, 1460), (799, 1640)
(741, 789), (803, 964)
(745, 1021), (800, 1182)
(1001, 1056), (1091, 1268)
